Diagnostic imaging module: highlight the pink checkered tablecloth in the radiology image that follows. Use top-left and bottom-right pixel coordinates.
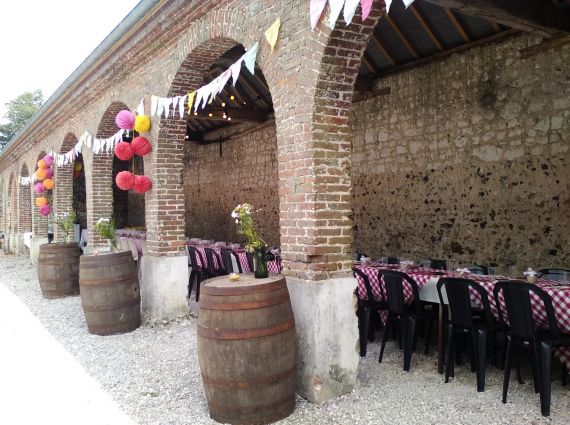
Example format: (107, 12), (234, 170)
(236, 251), (281, 274)
(354, 264), (570, 369)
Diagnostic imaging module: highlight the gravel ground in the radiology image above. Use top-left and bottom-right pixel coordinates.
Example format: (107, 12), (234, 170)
(1, 254), (569, 425)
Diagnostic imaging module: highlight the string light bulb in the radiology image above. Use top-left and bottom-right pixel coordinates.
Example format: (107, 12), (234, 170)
(227, 116), (232, 121)
(193, 112), (198, 116)
(208, 112), (213, 117)
(221, 102), (226, 107)
(230, 95), (235, 100)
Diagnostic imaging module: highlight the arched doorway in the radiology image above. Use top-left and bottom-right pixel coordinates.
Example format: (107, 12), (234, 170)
(7, 172), (17, 252)
(18, 164), (32, 254)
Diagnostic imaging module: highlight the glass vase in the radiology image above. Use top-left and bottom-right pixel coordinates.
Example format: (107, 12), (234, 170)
(108, 239), (119, 253)
(253, 247), (269, 279)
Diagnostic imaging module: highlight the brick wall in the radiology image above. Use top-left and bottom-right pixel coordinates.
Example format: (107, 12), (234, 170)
(350, 34), (570, 271)
(18, 164), (32, 234)
(183, 123), (280, 246)
(54, 133), (78, 241)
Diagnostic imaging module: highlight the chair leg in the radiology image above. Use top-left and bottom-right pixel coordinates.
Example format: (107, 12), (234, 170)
(403, 316), (416, 372)
(357, 304), (371, 357)
(379, 312), (392, 363)
(562, 365), (567, 387)
(445, 324), (455, 383)
(515, 349), (523, 384)
(503, 334), (513, 404)
(475, 329), (487, 392)
(195, 273), (202, 302)
(530, 344), (540, 394)
(188, 270), (196, 299)
(539, 341), (552, 417)
(424, 317), (434, 355)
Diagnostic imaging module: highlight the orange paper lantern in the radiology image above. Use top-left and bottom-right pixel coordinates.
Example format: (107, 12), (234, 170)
(35, 197), (48, 207)
(43, 179), (55, 190)
(37, 159), (47, 169)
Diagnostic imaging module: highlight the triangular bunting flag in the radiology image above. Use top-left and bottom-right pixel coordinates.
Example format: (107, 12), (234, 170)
(187, 91), (196, 113)
(243, 42), (259, 75)
(172, 96), (180, 117)
(217, 70), (232, 95)
(150, 95), (159, 117)
(136, 98), (145, 115)
(230, 60), (243, 86)
(343, 0), (360, 25)
(264, 18), (281, 50)
(403, 0), (415, 7)
(385, 0), (393, 13)
(310, 0), (327, 30)
(179, 94), (187, 118)
(360, 0), (373, 21)
(329, 0), (345, 29)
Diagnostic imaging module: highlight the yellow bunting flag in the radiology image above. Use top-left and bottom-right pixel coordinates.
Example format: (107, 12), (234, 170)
(187, 91), (196, 114)
(264, 18), (281, 51)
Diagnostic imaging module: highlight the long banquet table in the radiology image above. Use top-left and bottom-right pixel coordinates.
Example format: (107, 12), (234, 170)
(186, 243), (282, 274)
(354, 263), (570, 371)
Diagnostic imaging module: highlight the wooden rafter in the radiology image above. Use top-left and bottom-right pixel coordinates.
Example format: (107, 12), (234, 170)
(445, 8), (471, 42)
(362, 54), (381, 75)
(489, 21), (502, 33)
(370, 33), (397, 66)
(409, 4), (444, 51)
(385, 15), (420, 59)
(423, 0), (570, 37)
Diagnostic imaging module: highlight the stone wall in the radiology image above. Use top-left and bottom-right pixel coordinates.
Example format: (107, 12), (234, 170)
(183, 123), (280, 246)
(350, 34), (570, 271)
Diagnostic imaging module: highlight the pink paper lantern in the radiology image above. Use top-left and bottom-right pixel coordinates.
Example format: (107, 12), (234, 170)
(40, 205), (51, 216)
(115, 110), (135, 130)
(34, 182), (45, 194)
(43, 154), (54, 167)
(44, 168), (54, 179)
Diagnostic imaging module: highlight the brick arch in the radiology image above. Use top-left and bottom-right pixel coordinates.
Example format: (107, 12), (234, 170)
(53, 132), (78, 241)
(8, 172), (17, 237)
(86, 101), (129, 247)
(0, 177), (4, 233)
(18, 164), (32, 235)
(32, 151), (49, 238)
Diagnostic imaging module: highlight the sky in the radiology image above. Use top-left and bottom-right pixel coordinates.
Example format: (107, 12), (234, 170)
(0, 0), (142, 123)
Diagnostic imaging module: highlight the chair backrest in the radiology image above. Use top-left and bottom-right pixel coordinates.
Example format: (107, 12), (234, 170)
(538, 268), (570, 281)
(493, 280), (560, 340)
(185, 245), (205, 271)
(205, 247), (226, 275)
(246, 251), (254, 272)
(126, 239), (139, 261)
(380, 270), (420, 315)
(387, 257), (400, 265)
(437, 278), (492, 329)
(119, 237), (130, 252)
(428, 259), (447, 270)
(468, 265), (488, 275)
(353, 267), (380, 302)
(140, 239), (148, 256)
(221, 248), (242, 273)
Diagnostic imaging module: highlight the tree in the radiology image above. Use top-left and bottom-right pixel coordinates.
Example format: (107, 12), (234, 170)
(0, 90), (44, 151)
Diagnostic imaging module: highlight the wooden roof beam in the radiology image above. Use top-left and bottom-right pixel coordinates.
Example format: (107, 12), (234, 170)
(362, 53), (381, 75)
(409, 4), (444, 51)
(423, 0), (570, 38)
(370, 33), (397, 66)
(385, 15), (420, 59)
(444, 8), (471, 43)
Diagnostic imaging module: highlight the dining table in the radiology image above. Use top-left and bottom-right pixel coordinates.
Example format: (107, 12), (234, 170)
(354, 263), (570, 372)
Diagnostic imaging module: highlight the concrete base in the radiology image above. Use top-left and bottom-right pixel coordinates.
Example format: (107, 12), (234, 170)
(30, 237), (49, 264)
(286, 276), (360, 403)
(139, 255), (189, 322)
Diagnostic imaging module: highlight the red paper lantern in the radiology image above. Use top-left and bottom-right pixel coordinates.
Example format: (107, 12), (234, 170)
(131, 136), (152, 156)
(116, 171), (135, 190)
(133, 175), (152, 194)
(115, 141), (134, 161)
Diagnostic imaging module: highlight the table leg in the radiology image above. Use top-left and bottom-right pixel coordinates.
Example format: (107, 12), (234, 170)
(437, 304), (445, 374)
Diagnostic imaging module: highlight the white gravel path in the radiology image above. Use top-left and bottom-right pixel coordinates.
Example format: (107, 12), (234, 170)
(0, 254), (569, 425)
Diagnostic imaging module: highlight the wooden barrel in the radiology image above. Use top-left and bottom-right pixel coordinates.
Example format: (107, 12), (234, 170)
(79, 251), (141, 336)
(198, 274), (296, 425)
(37, 243), (81, 299)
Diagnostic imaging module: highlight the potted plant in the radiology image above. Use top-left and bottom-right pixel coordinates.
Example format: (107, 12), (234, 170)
(232, 203), (270, 278)
(37, 211), (81, 299)
(94, 217), (118, 252)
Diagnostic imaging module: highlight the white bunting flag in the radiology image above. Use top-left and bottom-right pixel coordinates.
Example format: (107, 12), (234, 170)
(150, 95), (159, 117)
(310, 0), (327, 30)
(243, 42), (259, 75)
(343, 0), (360, 25)
(178, 94), (187, 118)
(230, 59), (243, 86)
(217, 69), (232, 95)
(329, 0), (345, 29)
(403, 0), (415, 7)
(136, 98), (145, 116)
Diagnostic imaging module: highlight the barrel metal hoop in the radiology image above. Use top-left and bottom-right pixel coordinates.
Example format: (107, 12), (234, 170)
(201, 279), (286, 296)
(80, 254), (134, 268)
(208, 394), (295, 416)
(197, 318), (295, 340)
(80, 273), (139, 287)
(82, 297), (141, 312)
(199, 293), (290, 311)
(201, 366), (296, 389)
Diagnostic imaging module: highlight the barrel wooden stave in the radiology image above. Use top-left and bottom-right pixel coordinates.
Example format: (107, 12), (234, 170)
(79, 251), (141, 336)
(197, 275), (296, 425)
(37, 243), (81, 299)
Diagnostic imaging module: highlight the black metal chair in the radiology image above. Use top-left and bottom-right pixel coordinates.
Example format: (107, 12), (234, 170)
(468, 265), (489, 275)
(221, 248), (243, 273)
(493, 280), (570, 416)
(353, 267), (388, 357)
(185, 245), (208, 301)
(437, 278), (496, 392)
(425, 259), (447, 270)
(387, 257), (400, 265)
(379, 270), (436, 371)
(538, 268), (570, 281)
(204, 247), (227, 277)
